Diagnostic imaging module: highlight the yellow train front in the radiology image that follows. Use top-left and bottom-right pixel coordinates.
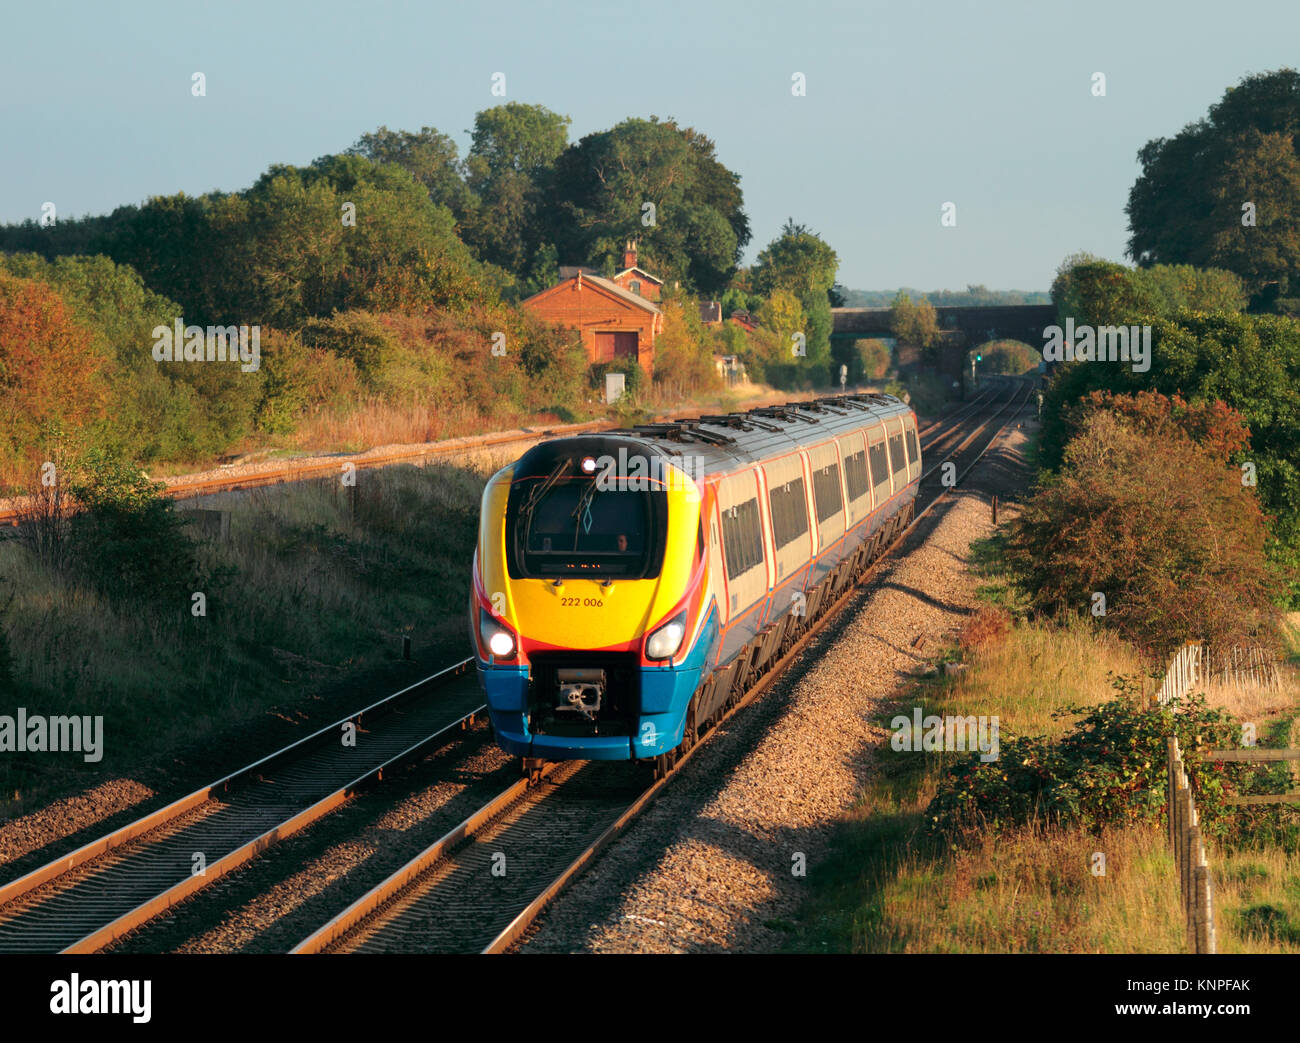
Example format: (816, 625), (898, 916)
(470, 434), (713, 762)
(470, 394), (922, 767)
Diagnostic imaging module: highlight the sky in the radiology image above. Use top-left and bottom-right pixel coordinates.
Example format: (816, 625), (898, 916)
(2, 0), (1298, 291)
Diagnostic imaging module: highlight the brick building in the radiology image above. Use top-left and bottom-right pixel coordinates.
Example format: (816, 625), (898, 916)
(522, 242), (664, 377)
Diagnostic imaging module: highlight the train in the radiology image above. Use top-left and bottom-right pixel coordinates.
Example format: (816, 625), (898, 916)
(469, 393), (921, 775)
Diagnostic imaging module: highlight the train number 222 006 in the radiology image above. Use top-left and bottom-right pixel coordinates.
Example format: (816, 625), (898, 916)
(559, 597), (604, 608)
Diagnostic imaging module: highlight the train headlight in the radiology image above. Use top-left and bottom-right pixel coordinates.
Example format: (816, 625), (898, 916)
(479, 608), (517, 659)
(645, 610), (687, 661)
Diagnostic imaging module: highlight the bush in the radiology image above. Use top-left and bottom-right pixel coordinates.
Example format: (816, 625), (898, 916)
(1007, 395), (1282, 655)
(854, 338), (892, 381)
(652, 298), (722, 397)
(927, 685), (1241, 837)
(67, 448), (220, 607)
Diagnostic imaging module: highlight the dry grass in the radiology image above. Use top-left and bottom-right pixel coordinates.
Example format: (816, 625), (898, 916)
(791, 611), (1300, 953)
(289, 399), (563, 454)
(0, 452), (511, 815)
(859, 822), (1184, 953)
(945, 615), (1145, 739)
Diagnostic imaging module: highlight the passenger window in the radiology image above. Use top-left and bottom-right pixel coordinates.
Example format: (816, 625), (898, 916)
(812, 462), (843, 523)
(768, 477), (809, 550)
(721, 498), (763, 580)
(844, 450), (869, 502)
(889, 434), (906, 478)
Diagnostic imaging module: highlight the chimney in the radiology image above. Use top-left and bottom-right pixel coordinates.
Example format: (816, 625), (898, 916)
(623, 240), (637, 271)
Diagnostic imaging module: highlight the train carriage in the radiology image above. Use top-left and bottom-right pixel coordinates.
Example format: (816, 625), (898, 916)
(470, 393), (920, 772)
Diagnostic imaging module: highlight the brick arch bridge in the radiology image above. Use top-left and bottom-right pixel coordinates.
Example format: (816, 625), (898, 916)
(831, 305), (1057, 390)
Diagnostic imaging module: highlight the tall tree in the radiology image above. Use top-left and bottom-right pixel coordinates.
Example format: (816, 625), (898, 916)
(347, 125), (472, 219)
(1126, 69), (1300, 305)
(459, 104), (571, 276)
(752, 219), (839, 383)
(549, 117), (749, 294)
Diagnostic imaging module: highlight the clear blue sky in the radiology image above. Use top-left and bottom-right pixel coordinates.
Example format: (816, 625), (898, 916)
(2, 0), (1297, 291)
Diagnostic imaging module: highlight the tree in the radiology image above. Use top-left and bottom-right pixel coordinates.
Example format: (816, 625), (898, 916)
(0, 275), (106, 473)
(751, 218), (839, 301)
(347, 125), (472, 218)
(549, 117), (749, 294)
(853, 338), (892, 381)
(889, 291), (938, 348)
(1038, 311), (1300, 606)
(456, 104), (571, 276)
(752, 219), (839, 383)
(1126, 69), (1300, 305)
(652, 298), (721, 397)
(1007, 398), (1281, 655)
(1207, 130), (1300, 301)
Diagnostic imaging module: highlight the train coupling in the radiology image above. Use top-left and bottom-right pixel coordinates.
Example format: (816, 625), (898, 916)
(556, 667), (605, 720)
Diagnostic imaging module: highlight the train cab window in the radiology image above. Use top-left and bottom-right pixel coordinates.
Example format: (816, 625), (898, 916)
(505, 447), (668, 580)
(905, 424), (920, 467)
(768, 477), (809, 550)
(843, 450), (870, 503)
(721, 497), (764, 580)
(888, 433), (907, 480)
(869, 439), (891, 500)
(812, 461), (844, 523)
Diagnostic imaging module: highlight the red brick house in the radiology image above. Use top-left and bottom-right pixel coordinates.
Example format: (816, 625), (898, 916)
(610, 241), (663, 302)
(522, 268), (663, 378)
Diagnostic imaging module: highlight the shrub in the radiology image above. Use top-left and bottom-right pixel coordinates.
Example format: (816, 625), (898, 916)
(652, 298), (722, 397)
(67, 448), (220, 607)
(1006, 398), (1282, 656)
(927, 686), (1241, 838)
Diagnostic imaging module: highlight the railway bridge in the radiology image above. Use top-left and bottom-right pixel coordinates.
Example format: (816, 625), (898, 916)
(831, 304), (1057, 390)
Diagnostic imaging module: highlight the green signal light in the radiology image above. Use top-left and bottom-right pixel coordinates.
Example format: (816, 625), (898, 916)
(976, 354), (982, 361)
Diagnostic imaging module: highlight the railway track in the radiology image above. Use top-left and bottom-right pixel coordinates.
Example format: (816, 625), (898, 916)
(0, 383), (1029, 953)
(292, 380), (1035, 955)
(0, 663), (485, 953)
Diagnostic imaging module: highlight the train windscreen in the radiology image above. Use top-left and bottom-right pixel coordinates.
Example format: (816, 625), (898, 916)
(505, 445), (669, 579)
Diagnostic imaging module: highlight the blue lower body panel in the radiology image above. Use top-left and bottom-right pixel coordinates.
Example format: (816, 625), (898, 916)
(476, 609), (718, 762)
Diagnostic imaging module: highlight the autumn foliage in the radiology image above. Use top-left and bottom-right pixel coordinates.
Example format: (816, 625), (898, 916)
(0, 274), (105, 473)
(1007, 391), (1283, 656)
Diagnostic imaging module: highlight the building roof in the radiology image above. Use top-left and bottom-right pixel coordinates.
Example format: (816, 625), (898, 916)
(614, 266), (664, 285)
(699, 301), (722, 324)
(584, 275), (662, 314)
(558, 265), (600, 280)
(521, 272), (662, 316)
